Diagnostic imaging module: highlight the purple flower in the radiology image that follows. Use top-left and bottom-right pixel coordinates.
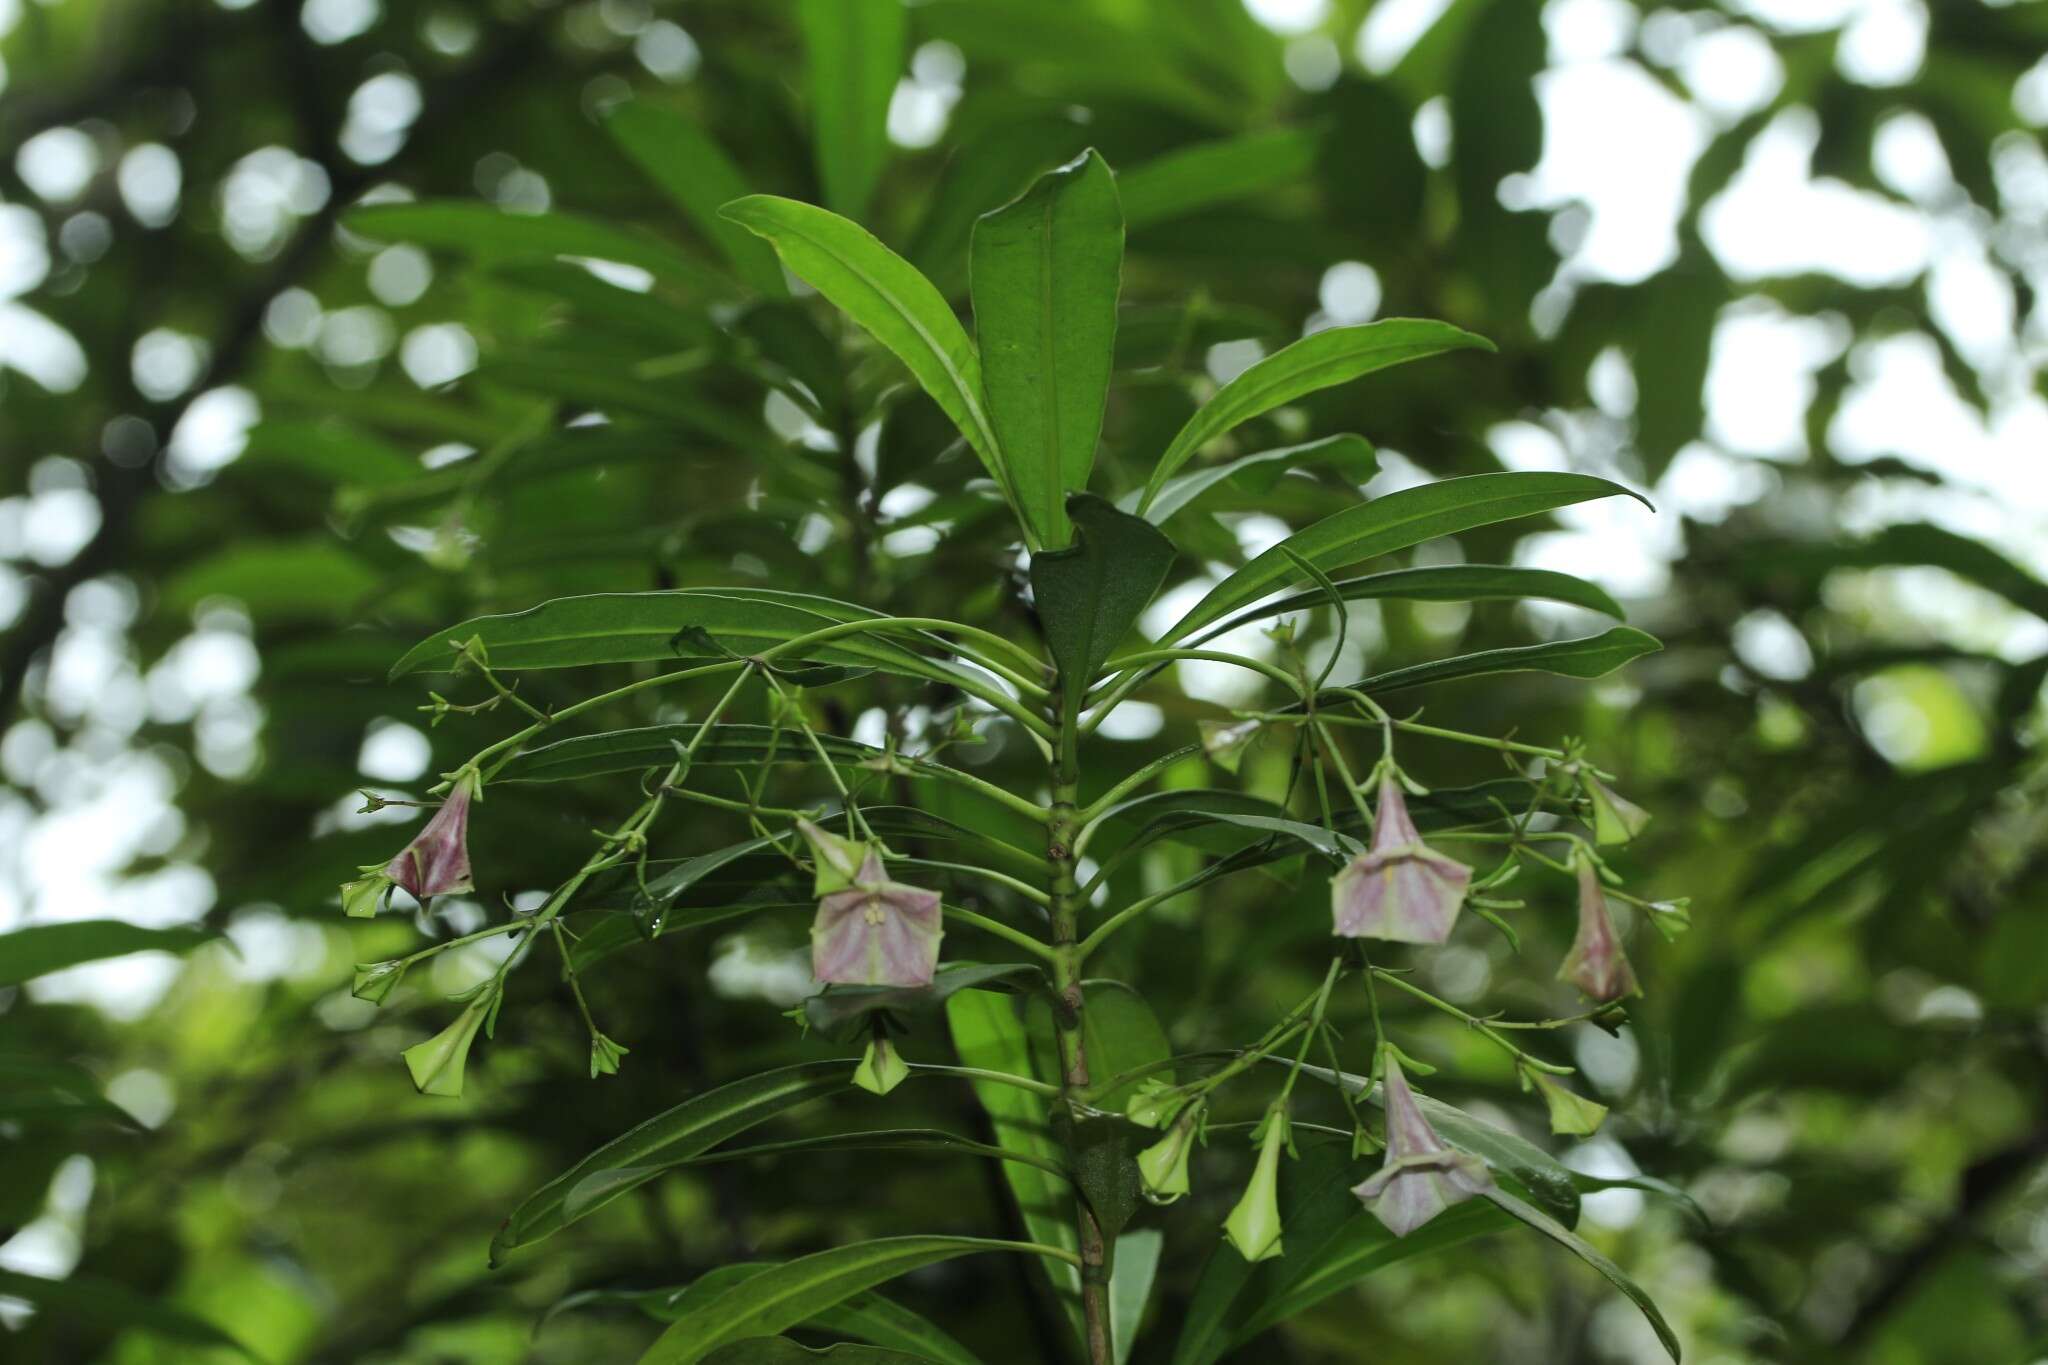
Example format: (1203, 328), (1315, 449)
(1559, 855), (1639, 1002)
(1330, 773), (1471, 944)
(811, 849), (943, 987)
(386, 776), (475, 901)
(1352, 1056), (1493, 1236)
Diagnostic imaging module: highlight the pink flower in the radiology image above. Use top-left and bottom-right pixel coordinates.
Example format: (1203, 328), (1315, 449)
(1559, 855), (1639, 1002)
(811, 849), (943, 987)
(1330, 774), (1471, 944)
(1352, 1056), (1493, 1235)
(385, 776), (475, 901)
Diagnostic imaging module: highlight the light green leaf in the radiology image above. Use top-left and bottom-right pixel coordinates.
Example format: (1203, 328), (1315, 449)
(1116, 128), (1323, 231)
(0, 920), (219, 989)
(1031, 493), (1176, 701)
(721, 195), (1018, 527)
(639, 1236), (1063, 1365)
(0, 1269), (258, 1359)
(492, 1062), (848, 1264)
(1137, 320), (1493, 512)
(702, 1339), (949, 1363)
(165, 540), (381, 621)
(971, 149), (1123, 547)
(604, 101), (788, 296)
(798, 0), (907, 221)
(1187, 562), (1623, 642)
(1109, 1228), (1162, 1365)
(1483, 1187), (1681, 1363)
(1340, 626), (1662, 693)
(945, 989), (1084, 1345)
(1119, 434), (1378, 525)
(1159, 472), (1649, 645)
(348, 200), (719, 292)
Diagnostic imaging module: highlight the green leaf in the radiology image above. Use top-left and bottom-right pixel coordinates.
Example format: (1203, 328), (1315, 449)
(1137, 320), (1494, 511)
(1109, 1228), (1162, 1365)
(1188, 562), (1623, 642)
(0, 1269), (258, 1359)
(492, 1062), (848, 1264)
(638, 1235), (1062, 1364)
(804, 962), (1041, 1040)
(721, 196), (1018, 526)
(348, 201), (720, 292)
(702, 1340), (949, 1364)
(1031, 493), (1176, 699)
(1483, 1187), (1681, 1363)
(1338, 626), (1662, 693)
(604, 102), (788, 296)
(945, 989), (1084, 1344)
(0, 920), (218, 989)
(1159, 472), (1650, 645)
(1119, 434), (1378, 525)
(1748, 521), (2048, 622)
(971, 149), (1123, 547)
(798, 0), (907, 221)
(497, 724), (882, 784)
(1117, 128), (1324, 230)
(1025, 982), (1170, 1237)
(164, 540), (381, 621)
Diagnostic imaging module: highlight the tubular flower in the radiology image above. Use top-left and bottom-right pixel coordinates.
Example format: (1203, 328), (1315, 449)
(403, 997), (489, 1098)
(1330, 773), (1471, 944)
(810, 849), (943, 987)
(1352, 1057), (1493, 1236)
(385, 773), (477, 901)
(1559, 854), (1639, 1002)
(1222, 1109), (1289, 1262)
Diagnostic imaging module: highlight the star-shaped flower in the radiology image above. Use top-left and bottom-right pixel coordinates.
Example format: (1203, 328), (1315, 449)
(810, 849), (943, 987)
(1352, 1056), (1494, 1236)
(1330, 773), (1471, 944)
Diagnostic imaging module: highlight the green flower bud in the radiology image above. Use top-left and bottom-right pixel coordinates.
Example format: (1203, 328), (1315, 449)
(590, 1031), (630, 1079)
(1583, 773), (1651, 846)
(1222, 1109), (1289, 1263)
(351, 959), (407, 1005)
(852, 1032), (910, 1095)
(403, 999), (489, 1097)
(1124, 1078), (1188, 1129)
(1530, 1070), (1607, 1136)
(1137, 1101), (1203, 1205)
(341, 873), (392, 920)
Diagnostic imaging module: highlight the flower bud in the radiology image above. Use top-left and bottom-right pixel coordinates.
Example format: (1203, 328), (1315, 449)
(1198, 719), (1261, 775)
(1559, 854), (1639, 1002)
(385, 773), (477, 902)
(589, 1031), (630, 1079)
(1125, 1078), (1190, 1129)
(1352, 1056), (1492, 1235)
(795, 817), (873, 895)
(402, 998), (489, 1097)
(1583, 773), (1651, 846)
(1222, 1109), (1289, 1262)
(341, 873), (392, 920)
(1530, 1070), (1607, 1136)
(852, 1031), (910, 1095)
(1137, 1100), (1204, 1205)
(1330, 772), (1471, 944)
(351, 958), (406, 1004)
(811, 849), (943, 987)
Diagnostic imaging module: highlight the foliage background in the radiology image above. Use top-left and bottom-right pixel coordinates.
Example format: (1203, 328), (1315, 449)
(2, 0), (2046, 1361)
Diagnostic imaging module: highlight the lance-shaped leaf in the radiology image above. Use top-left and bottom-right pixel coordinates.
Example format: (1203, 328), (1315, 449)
(603, 102), (788, 296)
(1187, 562), (1623, 644)
(1137, 319), (1493, 512)
(1161, 472), (1650, 645)
(1337, 627), (1662, 694)
(497, 724), (882, 784)
(721, 196), (1019, 526)
(0, 1270), (259, 1361)
(347, 201), (721, 293)
(0, 920), (219, 989)
(1119, 433), (1378, 525)
(703, 1339), (953, 1363)
(639, 1236), (1066, 1365)
(1032, 493), (1175, 699)
(805, 962), (1040, 1041)
(971, 149), (1123, 547)
(492, 1062), (848, 1264)
(1117, 127), (1324, 230)
(798, 0), (907, 222)
(1481, 1188), (1682, 1363)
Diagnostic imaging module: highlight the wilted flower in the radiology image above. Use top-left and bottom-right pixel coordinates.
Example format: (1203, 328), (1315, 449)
(1137, 1099), (1204, 1205)
(1222, 1108), (1289, 1262)
(1559, 854), (1639, 1002)
(1583, 773), (1651, 846)
(852, 1030), (910, 1095)
(403, 997), (489, 1097)
(386, 773), (477, 901)
(811, 849), (943, 987)
(1352, 1056), (1493, 1235)
(1529, 1069), (1608, 1136)
(1330, 772), (1471, 944)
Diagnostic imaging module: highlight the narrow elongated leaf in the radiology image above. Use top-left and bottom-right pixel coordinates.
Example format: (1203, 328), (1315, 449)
(722, 196), (1016, 521)
(945, 990), (1084, 1344)
(1031, 493), (1176, 699)
(1119, 434), (1378, 525)
(639, 1236), (1060, 1364)
(1336, 626), (1662, 694)
(799, 0), (907, 220)
(1109, 1228), (1162, 1365)
(971, 149), (1123, 546)
(1160, 472), (1649, 644)
(1117, 128), (1324, 230)
(1137, 320), (1493, 511)
(499, 724), (881, 784)
(1189, 563), (1623, 643)
(348, 201), (719, 292)
(605, 102), (788, 296)
(1747, 521), (2048, 622)
(0, 921), (218, 988)
(0, 1270), (258, 1359)
(805, 962), (1041, 1040)
(1483, 1188), (1681, 1363)
(704, 1340), (946, 1364)
(492, 1062), (847, 1263)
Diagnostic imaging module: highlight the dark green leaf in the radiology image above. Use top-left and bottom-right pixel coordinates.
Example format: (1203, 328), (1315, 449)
(1118, 128), (1323, 230)
(1335, 626), (1663, 694)
(798, 0), (907, 221)
(1120, 434), (1378, 525)
(0, 1270), (258, 1359)
(348, 201), (720, 293)
(702, 1339), (950, 1363)
(0, 920), (219, 988)
(804, 963), (1042, 1040)
(605, 101), (788, 296)
(1031, 493), (1176, 699)
(1483, 1188), (1681, 1363)
(1189, 563), (1624, 643)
